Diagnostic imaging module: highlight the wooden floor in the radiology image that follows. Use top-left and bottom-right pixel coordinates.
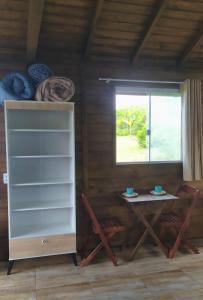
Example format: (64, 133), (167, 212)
(1, 245), (203, 300)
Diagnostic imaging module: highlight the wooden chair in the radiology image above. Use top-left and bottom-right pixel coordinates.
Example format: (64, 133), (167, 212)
(80, 193), (126, 267)
(158, 184), (200, 258)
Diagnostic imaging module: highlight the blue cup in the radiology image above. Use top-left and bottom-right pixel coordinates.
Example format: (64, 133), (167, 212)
(154, 185), (163, 193)
(126, 187), (134, 195)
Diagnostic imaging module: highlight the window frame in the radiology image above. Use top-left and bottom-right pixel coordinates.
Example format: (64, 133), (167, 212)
(114, 86), (183, 165)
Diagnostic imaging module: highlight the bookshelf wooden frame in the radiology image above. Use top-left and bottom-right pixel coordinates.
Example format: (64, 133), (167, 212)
(5, 101), (77, 274)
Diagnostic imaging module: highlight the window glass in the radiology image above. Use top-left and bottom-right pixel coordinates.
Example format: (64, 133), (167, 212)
(116, 94), (149, 163)
(115, 89), (182, 164)
(150, 95), (182, 161)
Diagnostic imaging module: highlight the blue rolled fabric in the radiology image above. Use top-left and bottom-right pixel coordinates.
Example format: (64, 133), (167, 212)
(0, 81), (18, 105)
(28, 63), (54, 86)
(2, 72), (35, 99)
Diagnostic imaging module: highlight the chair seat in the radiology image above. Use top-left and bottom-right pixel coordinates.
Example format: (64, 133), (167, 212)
(159, 213), (182, 226)
(92, 218), (126, 234)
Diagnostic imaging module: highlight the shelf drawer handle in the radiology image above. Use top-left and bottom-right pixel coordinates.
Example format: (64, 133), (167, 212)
(42, 239), (48, 244)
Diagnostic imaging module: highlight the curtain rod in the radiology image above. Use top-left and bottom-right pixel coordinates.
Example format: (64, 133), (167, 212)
(98, 78), (184, 84)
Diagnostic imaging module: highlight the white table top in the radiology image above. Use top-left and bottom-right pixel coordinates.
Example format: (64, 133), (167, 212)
(122, 193), (178, 204)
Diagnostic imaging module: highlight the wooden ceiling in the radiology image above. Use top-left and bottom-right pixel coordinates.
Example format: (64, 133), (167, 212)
(1, 0), (203, 69)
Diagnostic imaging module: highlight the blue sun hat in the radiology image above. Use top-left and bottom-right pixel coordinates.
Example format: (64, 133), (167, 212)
(1, 71), (34, 102)
(28, 63), (54, 86)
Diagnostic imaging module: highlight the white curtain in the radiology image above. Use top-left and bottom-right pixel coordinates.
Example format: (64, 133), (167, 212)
(182, 79), (203, 181)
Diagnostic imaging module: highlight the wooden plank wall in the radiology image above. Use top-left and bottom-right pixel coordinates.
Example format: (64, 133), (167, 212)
(78, 64), (180, 249)
(79, 63), (203, 248)
(0, 59), (203, 260)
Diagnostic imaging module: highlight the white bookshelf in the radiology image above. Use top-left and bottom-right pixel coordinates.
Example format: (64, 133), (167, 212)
(5, 101), (76, 270)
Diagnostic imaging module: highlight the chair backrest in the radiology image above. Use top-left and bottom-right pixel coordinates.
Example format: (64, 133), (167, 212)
(81, 193), (104, 234)
(176, 184), (200, 220)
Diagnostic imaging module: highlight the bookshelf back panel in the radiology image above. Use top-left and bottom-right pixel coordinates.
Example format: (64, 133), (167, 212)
(7, 109), (73, 130)
(10, 208), (75, 238)
(10, 184), (74, 210)
(9, 132), (72, 156)
(9, 157), (73, 184)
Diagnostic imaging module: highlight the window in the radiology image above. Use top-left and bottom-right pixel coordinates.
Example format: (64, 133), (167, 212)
(115, 87), (182, 164)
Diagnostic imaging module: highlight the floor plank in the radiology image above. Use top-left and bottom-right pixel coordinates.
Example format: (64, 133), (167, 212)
(0, 245), (203, 300)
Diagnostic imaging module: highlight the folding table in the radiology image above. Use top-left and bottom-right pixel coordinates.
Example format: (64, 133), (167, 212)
(121, 192), (179, 260)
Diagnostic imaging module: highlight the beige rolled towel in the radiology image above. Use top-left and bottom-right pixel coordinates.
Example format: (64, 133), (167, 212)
(35, 76), (75, 102)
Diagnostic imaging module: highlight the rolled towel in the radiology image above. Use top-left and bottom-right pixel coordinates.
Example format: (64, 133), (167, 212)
(2, 71), (34, 99)
(0, 81), (19, 105)
(35, 76), (75, 102)
(28, 63), (54, 86)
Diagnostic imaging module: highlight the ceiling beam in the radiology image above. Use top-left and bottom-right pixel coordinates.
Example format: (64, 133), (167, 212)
(27, 0), (45, 64)
(178, 29), (203, 65)
(131, 0), (168, 64)
(83, 0), (104, 60)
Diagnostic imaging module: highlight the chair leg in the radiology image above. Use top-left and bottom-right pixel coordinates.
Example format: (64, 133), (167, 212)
(80, 242), (103, 267)
(161, 226), (179, 258)
(80, 233), (118, 267)
(81, 233), (96, 259)
(102, 232), (118, 266)
(110, 255), (117, 266)
(168, 231), (183, 258)
(104, 253), (117, 266)
(168, 220), (194, 258)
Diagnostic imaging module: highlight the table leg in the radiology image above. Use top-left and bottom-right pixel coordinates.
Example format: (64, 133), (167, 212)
(135, 206), (168, 256)
(129, 202), (168, 260)
(124, 205), (140, 248)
